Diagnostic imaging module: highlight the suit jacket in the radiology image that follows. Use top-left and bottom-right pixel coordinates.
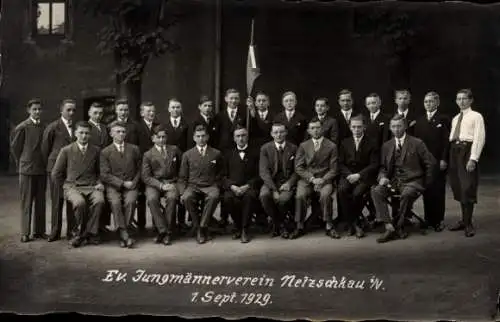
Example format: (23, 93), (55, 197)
(142, 145), (182, 190)
(89, 121), (110, 149)
(214, 107), (247, 151)
(364, 112), (391, 148)
(10, 118), (46, 175)
(332, 108), (362, 144)
(42, 119), (75, 172)
(339, 136), (379, 184)
(259, 141), (298, 191)
(178, 146), (223, 192)
(295, 138), (338, 184)
(378, 135), (436, 190)
(273, 110), (307, 146)
(165, 117), (188, 152)
(137, 118), (159, 154)
(222, 146), (261, 191)
(249, 110), (274, 149)
(187, 114), (218, 149)
(100, 143), (142, 190)
(51, 143), (101, 190)
(414, 111), (451, 163)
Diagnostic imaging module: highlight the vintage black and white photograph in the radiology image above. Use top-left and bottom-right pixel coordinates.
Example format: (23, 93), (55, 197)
(0, 0), (499, 320)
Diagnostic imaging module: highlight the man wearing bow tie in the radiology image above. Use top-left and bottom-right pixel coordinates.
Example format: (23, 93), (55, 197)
(414, 92), (451, 232)
(259, 122), (298, 239)
(294, 118), (338, 239)
(142, 125), (182, 246)
(42, 99), (77, 242)
(51, 121), (105, 248)
(222, 125), (260, 243)
(394, 89), (417, 136)
(11, 99), (47, 242)
(100, 121), (142, 248)
(448, 89), (486, 238)
(247, 92), (274, 149)
(371, 114), (436, 243)
(165, 98), (189, 232)
(179, 124), (224, 244)
(187, 96), (218, 149)
(273, 91), (307, 146)
(338, 115), (379, 238)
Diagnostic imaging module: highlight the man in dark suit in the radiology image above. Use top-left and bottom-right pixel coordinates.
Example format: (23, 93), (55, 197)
(179, 124), (224, 244)
(114, 99), (139, 146)
(100, 121), (142, 248)
(414, 91), (451, 232)
(247, 92), (274, 149)
(394, 89), (417, 136)
(51, 121), (105, 248)
(222, 125), (260, 243)
(42, 99), (77, 242)
(273, 91), (307, 146)
(142, 125), (182, 245)
(88, 102), (112, 235)
(11, 99), (47, 242)
(259, 122), (298, 239)
(364, 93), (390, 149)
(333, 89), (361, 145)
(165, 98), (189, 231)
(371, 114), (436, 243)
(294, 118), (338, 239)
(448, 89), (486, 237)
(311, 97), (338, 144)
(338, 115), (379, 238)
(187, 96), (218, 149)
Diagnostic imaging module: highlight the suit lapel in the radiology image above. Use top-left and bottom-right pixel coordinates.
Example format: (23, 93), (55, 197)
(58, 120), (72, 143)
(401, 137), (409, 162)
(271, 144), (279, 175)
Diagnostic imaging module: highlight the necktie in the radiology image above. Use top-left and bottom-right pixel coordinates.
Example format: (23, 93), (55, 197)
(428, 113), (432, 121)
(161, 147), (166, 158)
(230, 110), (236, 121)
(200, 147), (205, 156)
(371, 114), (375, 122)
(355, 139), (359, 151)
(260, 112), (265, 120)
(67, 122), (73, 137)
(239, 150), (245, 160)
(344, 111), (350, 122)
(314, 141), (320, 152)
(396, 139), (402, 152)
(173, 119), (178, 128)
(81, 146), (87, 156)
(118, 145), (124, 154)
(451, 112), (463, 141)
(286, 112), (292, 121)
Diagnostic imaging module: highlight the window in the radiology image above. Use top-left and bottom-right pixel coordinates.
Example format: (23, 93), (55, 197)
(36, 1), (66, 36)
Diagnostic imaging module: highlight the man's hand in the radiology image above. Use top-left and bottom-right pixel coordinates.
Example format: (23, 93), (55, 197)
(466, 160), (476, 172)
(347, 173), (361, 184)
(439, 160), (448, 171)
(162, 183), (175, 191)
(313, 184), (322, 192)
(378, 177), (390, 186)
(279, 183), (291, 192)
(312, 178), (324, 186)
(230, 185), (241, 195)
(123, 181), (134, 189)
(180, 193), (187, 205)
(239, 184), (250, 194)
(94, 183), (105, 191)
(246, 97), (256, 117)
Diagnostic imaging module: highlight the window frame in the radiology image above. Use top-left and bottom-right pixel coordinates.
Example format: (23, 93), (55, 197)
(26, 0), (74, 44)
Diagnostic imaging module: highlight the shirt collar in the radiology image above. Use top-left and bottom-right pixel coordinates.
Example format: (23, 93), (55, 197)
(61, 117), (71, 126)
(237, 144), (248, 151)
(396, 134), (406, 145)
(170, 116), (181, 122)
(274, 141), (286, 150)
(89, 119), (100, 127)
(77, 142), (88, 150)
(30, 117), (40, 124)
(118, 117), (128, 123)
(354, 135), (364, 142)
(155, 144), (165, 152)
(398, 109), (408, 117)
(144, 119), (153, 126)
(312, 137), (324, 144)
(285, 110), (295, 117)
(427, 110), (437, 119)
(259, 109), (268, 117)
(371, 110), (380, 118)
(197, 145), (207, 153)
(114, 142), (124, 149)
(460, 107), (472, 115)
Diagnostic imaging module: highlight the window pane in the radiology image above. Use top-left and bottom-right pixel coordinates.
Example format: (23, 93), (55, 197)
(36, 3), (50, 35)
(52, 2), (66, 35)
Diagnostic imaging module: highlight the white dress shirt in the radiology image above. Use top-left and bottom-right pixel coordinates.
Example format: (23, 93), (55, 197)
(342, 109), (352, 121)
(370, 110), (380, 121)
(312, 137), (323, 151)
(77, 142), (88, 154)
(274, 142), (286, 151)
(61, 117), (72, 136)
(227, 107), (237, 121)
(259, 110), (268, 120)
(427, 110), (437, 121)
(395, 134), (406, 150)
(144, 119), (153, 130)
(398, 109), (408, 118)
(171, 117), (181, 128)
(197, 145), (207, 156)
(114, 142), (125, 153)
(237, 144), (248, 160)
(449, 108), (486, 161)
(286, 110), (294, 121)
(30, 117), (40, 125)
(89, 119), (101, 131)
(354, 135), (363, 151)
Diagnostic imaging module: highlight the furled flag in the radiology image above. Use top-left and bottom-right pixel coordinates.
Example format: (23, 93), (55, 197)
(246, 19), (260, 130)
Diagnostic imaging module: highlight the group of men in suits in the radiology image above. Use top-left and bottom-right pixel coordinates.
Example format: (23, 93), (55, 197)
(10, 87), (486, 246)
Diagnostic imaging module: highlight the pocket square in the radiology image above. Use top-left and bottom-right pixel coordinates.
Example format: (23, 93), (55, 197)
(211, 160), (217, 164)
(409, 120), (416, 127)
(436, 124), (442, 128)
(379, 122), (385, 126)
(290, 155), (295, 160)
(173, 157), (177, 161)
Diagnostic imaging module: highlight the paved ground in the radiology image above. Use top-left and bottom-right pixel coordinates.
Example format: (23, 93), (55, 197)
(0, 175), (499, 321)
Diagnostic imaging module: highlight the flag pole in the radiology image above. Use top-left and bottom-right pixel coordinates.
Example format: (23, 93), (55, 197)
(246, 18), (255, 132)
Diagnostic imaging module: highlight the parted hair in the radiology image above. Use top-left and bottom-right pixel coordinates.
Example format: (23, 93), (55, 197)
(115, 98), (128, 106)
(27, 98), (41, 108)
(390, 113), (408, 125)
(457, 88), (473, 99)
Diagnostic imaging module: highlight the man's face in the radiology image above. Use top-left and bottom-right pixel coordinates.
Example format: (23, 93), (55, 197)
(282, 94), (296, 111)
(75, 126), (90, 144)
(271, 125), (287, 143)
(255, 94), (269, 111)
(315, 100), (328, 116)
(350, 119), (365, 138)
(225, 92), (240, 109)
(456, 93), (472, 110)
(199, 101), (213, 116)
(365, 97), (380, 114)
(395, 92), (411, 110)
(423, 95), (439, 113)
(111, 126), (126, 143)
(116, 104), (129, 120)
(141, 105), (156, 122)
(234, 128), (248, 148)
(61, 103), (76, 120)
(193, 130), (209, 146)
(338, 94), (353, 111)
(390, 119), (406, 138)
(88, 107), (103, 123)
(168, 101), (182, 118)
(153, 131), (167, 146)
(307, 121), (322, 139)
(28, 104), (42, 120)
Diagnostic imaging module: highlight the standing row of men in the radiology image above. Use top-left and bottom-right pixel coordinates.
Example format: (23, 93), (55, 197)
(10, 87), (485, 246)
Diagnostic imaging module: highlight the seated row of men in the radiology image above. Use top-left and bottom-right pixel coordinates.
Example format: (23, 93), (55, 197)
(11, 88), (485, 247)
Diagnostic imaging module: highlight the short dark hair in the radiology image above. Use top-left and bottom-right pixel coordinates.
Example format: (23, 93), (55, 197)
(349, 114), (366, 125)
(282, 91), (296, 100)
(168, 98), (181, 105)
(338, 89), (352, 98)
(115, 98), (128, 106)
(74, 121), (91, 131)
(199, 95), (212, 105)
(390, 113), (407, 125)
(366, 92), (380, 100)
(457, 88), (473, 99)
(315, 97), (329, 106)
(424, 91), (440, 101)
(60, 99), (76, 108)
(108, 120), (127, 130)
(394, 89), (411, 97)
(152, 124), (167, 135)
(233, 124), (247, 134)
(225, 88), (239, 96)
(89, 102), (103, 109)
(255, 91), (269, 99)
(194, 124), (208, 134)
(27, 98), (41, 108)
(271, 121), (287, 130)
(309, 117), (322, 126)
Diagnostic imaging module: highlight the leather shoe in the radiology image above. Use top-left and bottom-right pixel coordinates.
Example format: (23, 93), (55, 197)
(464, 225), (475, 237)
(290, 229), (305, 240)
(33, 233), (49, 240)
(20, 235), (31, 243)
(433, 222), (444, 232)
(281, 229), (290, 239)
(232, 230), (242, 240)
(87, 235), (101, 245)
(155, 233), (166, 244)
(120, 240), (127, 248)
(69, 236), (84, 248)
(48, 235), (60, 242)
(197, 228), (206, 244)
(162, 234), (172, 246)
(449, 221), (465, 231)
(354, 226), (365, 239)
(126, 238), (135, 248)
(397, 228), (409, 239)
(240, 230), (250, 244)
(270, 225), (280, 238)
(376, 230), (398, 243)
(326, 228), (340, 239)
